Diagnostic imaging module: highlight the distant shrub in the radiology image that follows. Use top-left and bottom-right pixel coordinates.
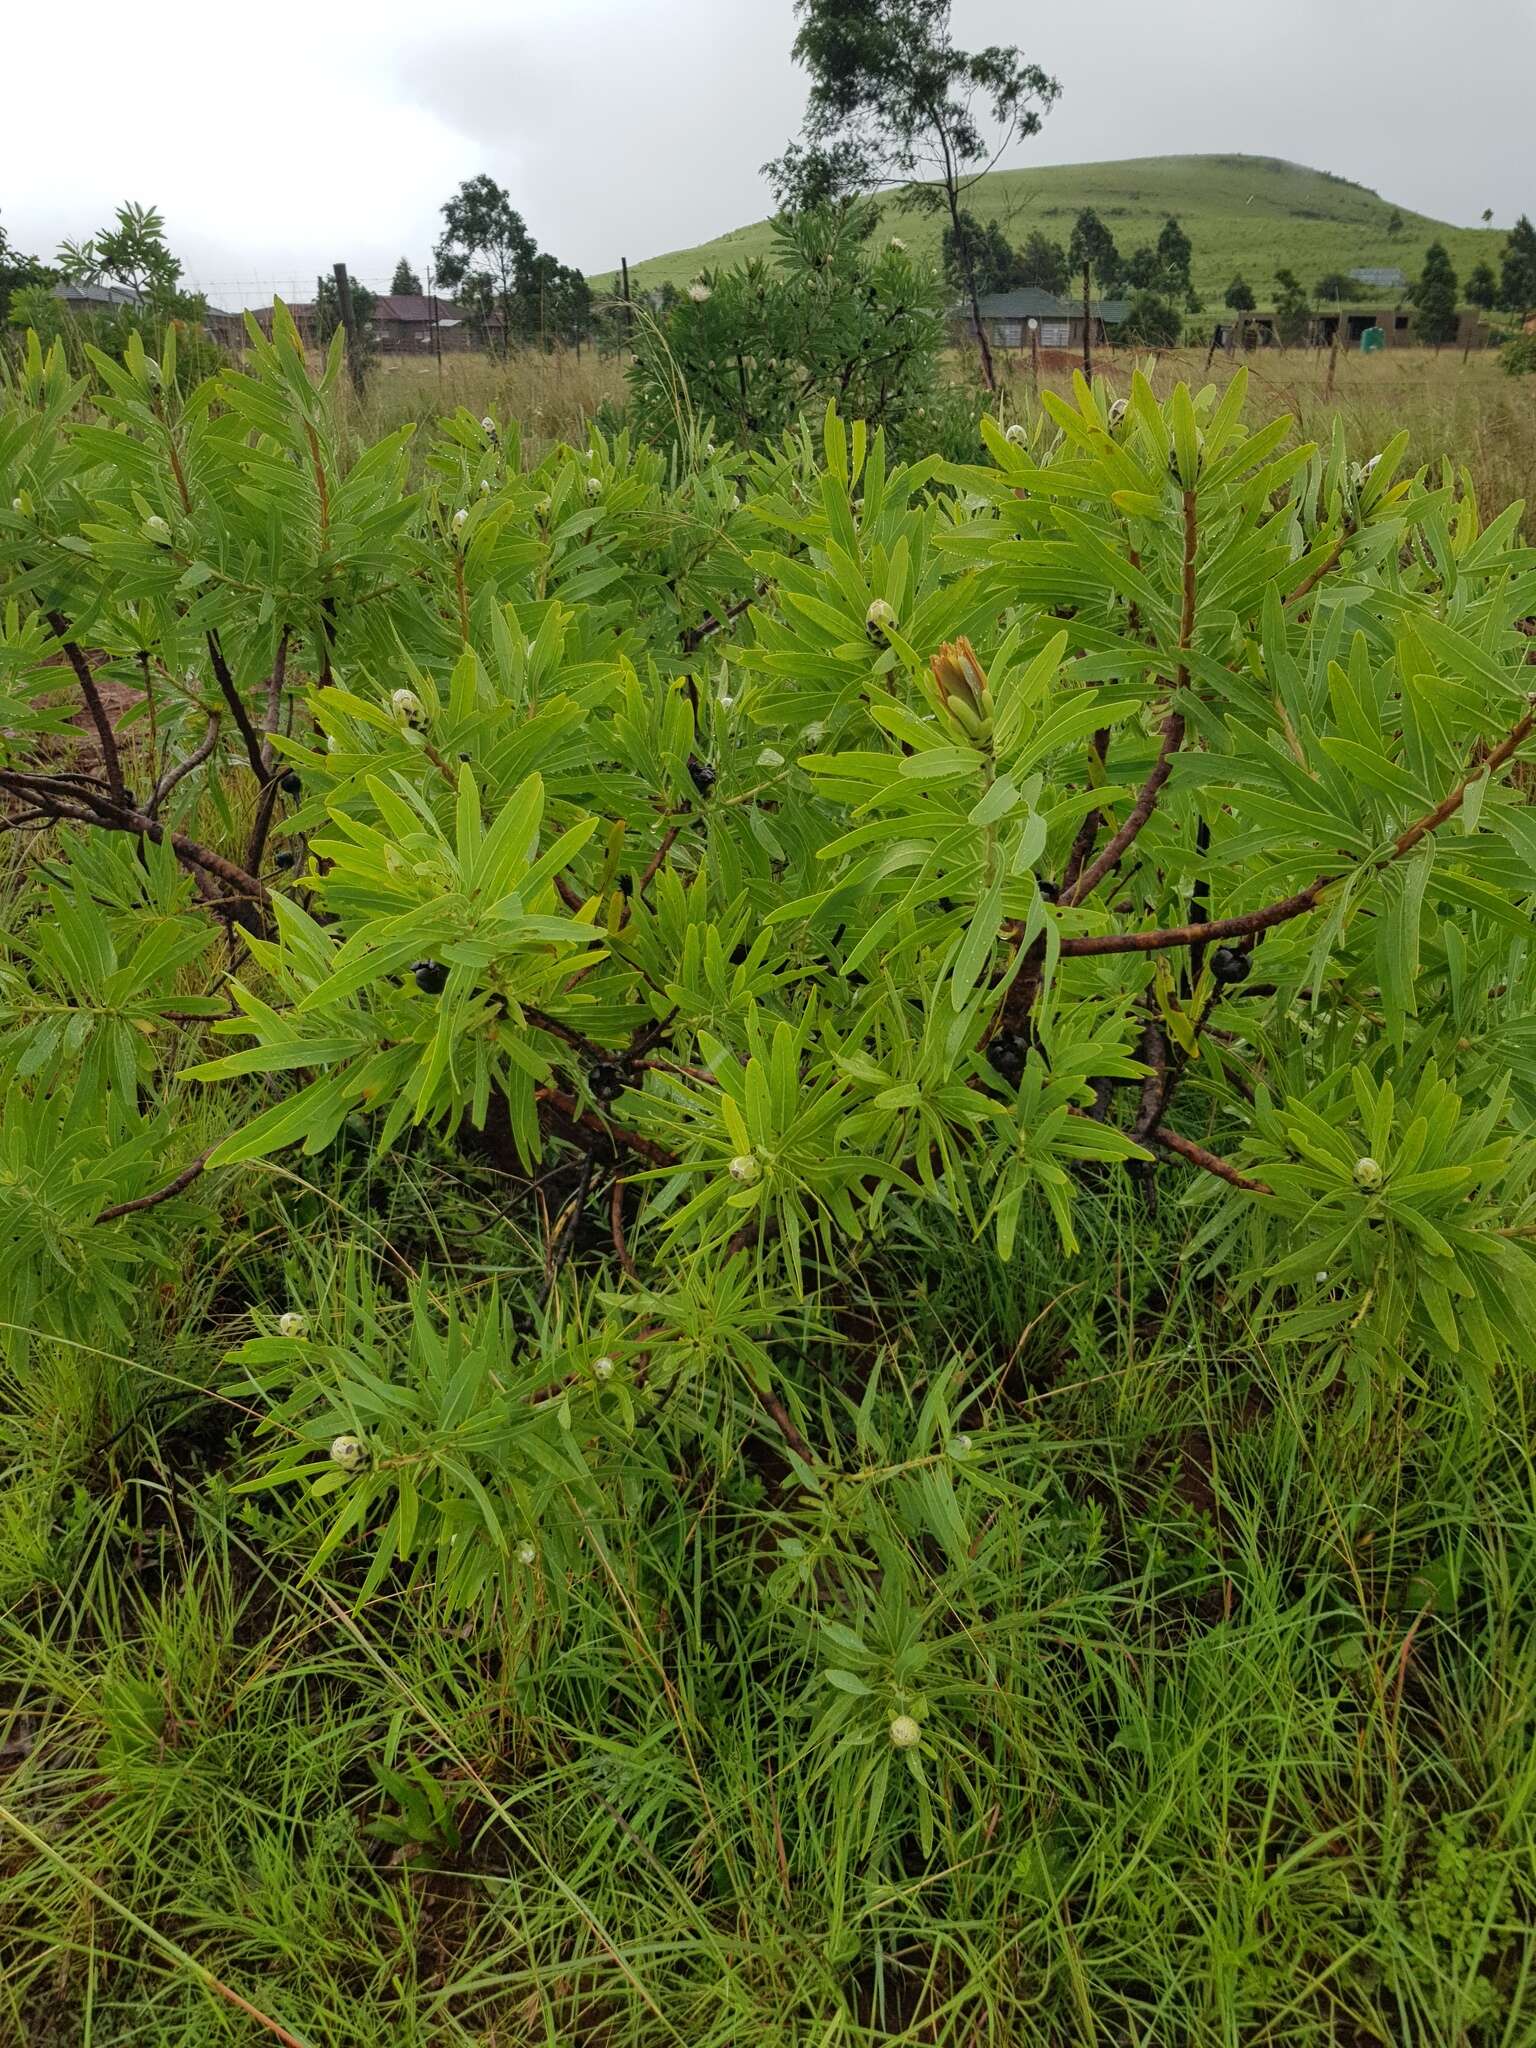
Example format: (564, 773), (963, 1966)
(627, 203), (944, 456)
(1118, 290), (1182, 348)
(1501, 332), (1536, 377)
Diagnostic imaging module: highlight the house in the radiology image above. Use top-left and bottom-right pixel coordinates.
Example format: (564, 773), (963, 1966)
(368, 293), (473, 353)
(51, 282), (144, 313)
(958, 288), (1130, 353)
(1213, 303), (1489, 351)
(237, 295), (476, 353)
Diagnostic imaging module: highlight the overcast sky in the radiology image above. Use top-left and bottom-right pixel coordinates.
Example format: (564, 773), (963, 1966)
(4, 0), (1532, 307)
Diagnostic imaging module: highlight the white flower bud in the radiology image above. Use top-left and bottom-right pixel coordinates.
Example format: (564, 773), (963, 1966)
(536, 496), (551, 517)
(1004, 423), (1028, 447)
(144, 514), (171, 541)
(10, 497), (22, 513)
(586, 475), (602, 499)
(888, 235), (907, 251)
(865, 598), (898, 645)
(479, 479), (490, 495)
(277, 1311), (306, 1339)
(516, 1539), (537, 1566)
(1354, 1156), (1383, 1189)
(949, 1434), (972, 1460)
(329, 1434), (367, 1471)
(390, 687), (424, 728)
(452, 507), (468, 531)
(688, 282), (711, 303)
(888, 1714), (921, 1750)
(593, 1355), (615, 1381)
(1315, 1270), (1329, 1284)
(728, 1153), (760, 1185)
(480, 415), (497, 434)
(718, 692), (734, 709)
(1107, 398), (1129, 430)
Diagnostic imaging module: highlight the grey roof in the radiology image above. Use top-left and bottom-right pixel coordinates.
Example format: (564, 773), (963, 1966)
(53, 282), (143, 308)
(1349, 265), (1407, 290)
(970, 289), (1132, 325)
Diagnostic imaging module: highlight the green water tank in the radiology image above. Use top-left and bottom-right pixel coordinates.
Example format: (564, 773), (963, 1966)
(1360, 325), (1386, 353)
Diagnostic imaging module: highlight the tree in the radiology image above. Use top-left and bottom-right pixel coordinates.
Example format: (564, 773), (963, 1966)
(434, 175), (538, 356)
(1313, 272), (1355, 303)
(391, 258), (422, 295)
(1067, 209), (1118, 378)
(1386, 209), (1404, 238)
(1119, 290), (1181, 349)
(56, 202), (183, 302)
(0, 212), (50, 325)
(941, 211), (1017, 297)
(1224, 273), (1256, 349)
(314, 273), (379, 372)
(766, 0), (1060, 391)
(1272, 268), (1311, 347)
(1465, 261), (1498, 311)
(1410, 242), (1459, 350)
(1498, 216), (1536, 315)
(1015, 229), (1067, 295)
(1155, 216), (1198, 309)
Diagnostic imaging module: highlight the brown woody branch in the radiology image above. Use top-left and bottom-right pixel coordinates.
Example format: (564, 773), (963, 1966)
(679, 594), (753, 655)
(1151, 1126), (1272, 1195)
(95, 1147), (216, 1222)
(205, 631), (270, 782)
(1058, 693), (1536, 960)
(47, 614), (125, 803)
(1062, 490), (1198, 907)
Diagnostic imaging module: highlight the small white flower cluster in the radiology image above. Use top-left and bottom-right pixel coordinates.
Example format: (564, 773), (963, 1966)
(888, 236), (907, 252)
(888, 1714), (921, 1750)
(688, 281), (712, 303)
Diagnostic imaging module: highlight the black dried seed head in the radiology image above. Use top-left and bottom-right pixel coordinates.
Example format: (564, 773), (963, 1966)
(273, 850), (296, 871)
(988, 1031), (1028, 1089)
(617, 872), (634, 898)
(589, 1060), (626, 1104)
(280, 771), (302, 797)
(1211, 947), (1251, 984)
(412, 959), (449, 995)
(687, 754), (717, 799)
(1037, 878), (1060, 903)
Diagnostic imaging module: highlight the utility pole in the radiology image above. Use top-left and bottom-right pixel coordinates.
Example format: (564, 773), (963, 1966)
(621, 256), (633, 349)
(333, 262), (366, 396)
(427, 254), (442, 380)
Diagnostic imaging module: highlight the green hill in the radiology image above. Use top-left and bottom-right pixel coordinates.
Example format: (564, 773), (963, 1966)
(600, 154), (1504, 306)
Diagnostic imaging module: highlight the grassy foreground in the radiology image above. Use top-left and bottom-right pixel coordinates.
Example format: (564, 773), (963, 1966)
(4, 1176), (1535, 2046)
(3, 334), (1535, 2047)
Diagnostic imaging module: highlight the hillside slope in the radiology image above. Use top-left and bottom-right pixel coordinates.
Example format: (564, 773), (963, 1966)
(601, 155), (1504, 305)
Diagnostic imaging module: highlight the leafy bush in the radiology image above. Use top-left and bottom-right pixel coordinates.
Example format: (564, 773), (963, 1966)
(1118, 289), (1183, 348)
(628, 202), (945, 454)
(5, 312), (1536, 1614)
(1502, 331), (1536, 377)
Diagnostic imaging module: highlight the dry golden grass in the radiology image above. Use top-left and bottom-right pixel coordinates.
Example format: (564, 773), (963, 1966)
(332, 340), (1533, 517)
(329, 347), (628, 461)
(1005, 344), (1535, 513)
